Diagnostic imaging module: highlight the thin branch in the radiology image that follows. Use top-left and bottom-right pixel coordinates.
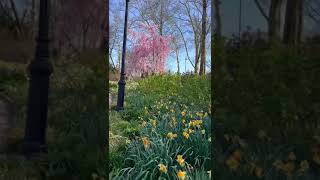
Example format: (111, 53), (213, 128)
(253, 0), (269, 21)
(306, 0), (320, 18)
(175, 23), (195, 68)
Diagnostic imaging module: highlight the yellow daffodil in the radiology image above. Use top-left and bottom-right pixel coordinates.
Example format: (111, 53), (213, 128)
(208, 137), (211, 142)
(181, 111), (186, 116)
(288, 152), (296, 161)
(189, 120), (203, 127)
(226, 156), (240, 171)
(125, 139), (131, 144)
(232, 149), (242, 161)
(254, 166), (264, 178)
(312, 152), (320, 165)
(177, 155), (185, 166)
(281, 162), (295, 175)
(158, 163), (167, 174)
(298, 160), (309, 173)
(201, 129), (206, 134)
(188, 129), (195, 134)
(196, 112), (204, 118)
(142, 137), (150, 149)
(207, 170), (211, 178)
(177, 170), (186, 180)
(167, 132), (178, 139)
(273, 160), (283, 170)
(182, 119), (186, 124)
(183, 132), (190, 139)
(171, 117), (177, 126)
(150, 120), (157, 128)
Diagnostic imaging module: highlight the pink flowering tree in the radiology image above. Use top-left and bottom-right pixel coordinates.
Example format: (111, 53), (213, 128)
(126, 23), (171, 77)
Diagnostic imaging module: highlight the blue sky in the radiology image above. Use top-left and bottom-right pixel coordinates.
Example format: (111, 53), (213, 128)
(109, 0), (211, 73)
(110, 0), (319, 73)
(220, 0), (320, 37)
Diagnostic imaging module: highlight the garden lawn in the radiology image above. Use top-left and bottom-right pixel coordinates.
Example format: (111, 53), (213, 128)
(109, 74), (212, 180)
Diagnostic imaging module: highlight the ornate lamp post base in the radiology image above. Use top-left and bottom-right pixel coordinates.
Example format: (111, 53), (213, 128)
(116, 79), (126, 111)
(21, 142), (47, 156)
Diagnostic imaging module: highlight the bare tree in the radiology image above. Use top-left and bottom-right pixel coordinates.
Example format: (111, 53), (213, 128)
(179, 0), (201, 73)
(53, 0), (105, 58)
(0, 0), (31, 38)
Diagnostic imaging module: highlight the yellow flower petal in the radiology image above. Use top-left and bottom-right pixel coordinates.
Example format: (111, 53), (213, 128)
(158, 163), (167, 174)
(177, 170), (186, 180)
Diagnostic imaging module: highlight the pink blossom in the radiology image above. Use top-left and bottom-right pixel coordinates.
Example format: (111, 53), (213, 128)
(126, 23), (171, 76)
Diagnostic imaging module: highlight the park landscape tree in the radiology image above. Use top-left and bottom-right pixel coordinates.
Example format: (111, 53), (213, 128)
(126, 23), (171, 77)
(110, 0), (211, 76)
(253, 0), (320, 44)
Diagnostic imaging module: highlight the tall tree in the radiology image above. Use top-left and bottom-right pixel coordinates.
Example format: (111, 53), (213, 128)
(254, 0), (284, 42)
(283, 0), (303, 44)
(213, 0), (222, 39)
(268, 0), (284, 42)
(199, 0), (207, 75)
(179, 0), (211, 74)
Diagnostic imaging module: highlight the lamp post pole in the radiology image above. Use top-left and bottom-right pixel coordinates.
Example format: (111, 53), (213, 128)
(22, 0), (52, 156)
(116, 0), (129, 111)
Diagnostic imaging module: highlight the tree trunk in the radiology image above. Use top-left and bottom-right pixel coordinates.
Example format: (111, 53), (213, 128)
(117, 48), (121, 70)
(176, 47), (180, 74)
(194, 42), (199, 74)
(82, 29), (87, 50)
(283, 0), (302, 45)
(297, 0), (303, 43)
(214, 0), (222, 39)
(269, 0), (283, 42)
(199, 0), (207, 75)
(159, 0), (164, 35)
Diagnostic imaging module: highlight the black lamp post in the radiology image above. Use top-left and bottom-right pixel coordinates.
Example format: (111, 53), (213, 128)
(116, 0), (129, 111)
(22, 0), (52, 156)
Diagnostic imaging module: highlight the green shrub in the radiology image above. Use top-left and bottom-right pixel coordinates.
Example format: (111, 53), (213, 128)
(122, 74), (211, 123)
